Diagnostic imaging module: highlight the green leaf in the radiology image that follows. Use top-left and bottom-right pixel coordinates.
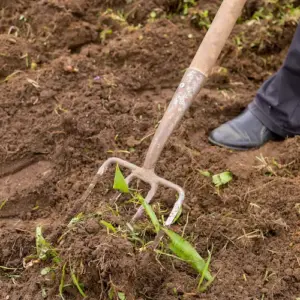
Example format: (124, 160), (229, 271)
(199, 170), (211, 177)
(41, 267), (51, 275)
(118, 292), (126, 300)
(71, 269), (87, 298)
(162, 228), (213, 282)
(36, 226), (50, 260)
(100, 29), (113, 42)
(108, 288), (114, 300)
(113, 164), (129, 193)
(59, 263), (66, 300)
(197, 250), (214, 292)
(150, 11), (156, 18)
(68, 212), (85, 228)
(136, 193), (160, 233)
(212, 171), (232, 187)
(41, 287), (47, 299)
(100, 220), (117, 233)
(35, 226), (59, 262)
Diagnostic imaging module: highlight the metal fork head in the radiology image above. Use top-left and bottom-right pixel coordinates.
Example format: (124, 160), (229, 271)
(97, 157), (185, 227)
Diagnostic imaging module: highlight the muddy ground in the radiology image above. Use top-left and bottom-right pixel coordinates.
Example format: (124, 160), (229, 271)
(1, 0), (300, 299)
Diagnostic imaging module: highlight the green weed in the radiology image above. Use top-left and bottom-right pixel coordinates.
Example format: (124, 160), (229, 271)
(108, 286), (126, 300)
(35, 226), (60, 263)
(70, 266), (87, 298)
(191, 10), (211, 29)
(59, 263), (67, 300)
(113, 164), (129, 193)
(212, 172), (233, 188)
(68, 212), (85, 227)
(100, 220), (117, 233)
(199, 170), (233, 190)
(40, 267), (52, 275)
(112, 167), (214, 291)
(136, 193), (160, 233)
(100, 29), (113, 43)
(177, 0), (196, 16)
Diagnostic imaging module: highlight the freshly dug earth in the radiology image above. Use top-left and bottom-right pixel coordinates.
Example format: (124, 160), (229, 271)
(1, 0), (300, 299)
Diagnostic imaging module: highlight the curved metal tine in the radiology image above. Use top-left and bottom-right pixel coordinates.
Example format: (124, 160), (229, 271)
(164, 187), (185, 226)
(151, 182), (185, 249)
(131, 183), (158, 223)
(109, 173), (135, 204)
(97, 157), (138, 175)
(157, 178), (185, 227)
(68, 157), (119, 218)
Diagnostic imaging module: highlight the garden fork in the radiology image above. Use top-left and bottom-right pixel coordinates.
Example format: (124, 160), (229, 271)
(75, 0), (247, 226)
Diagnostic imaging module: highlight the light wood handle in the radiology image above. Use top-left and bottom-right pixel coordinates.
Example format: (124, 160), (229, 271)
(190, 0), (247, 75)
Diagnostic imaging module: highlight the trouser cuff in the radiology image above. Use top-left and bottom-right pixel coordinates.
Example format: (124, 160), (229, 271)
(248, 100), (289, 138)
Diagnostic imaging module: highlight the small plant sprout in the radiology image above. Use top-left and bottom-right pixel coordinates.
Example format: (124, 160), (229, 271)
(31, 61), (37, 70)
(111, 163), (214, 291)
(177, 0), (196, 15)
(68, 212), (85, 227)
(40, 267), (52, 276)
(199, 170), (211, 177)
(150, 11), (157, 19)
(35, 226), (60, 263)
(100, 29), (113, 43)
(59, 263), (67, 300)
(212, 171), (232, 188)
(196, 10), (211, 29)
(70, 266), (87, 298)
(100, 220), (117, 233)
(108, 286), (127, 300)
(199, 169), (233, 190)
(113, 164), (129, 193)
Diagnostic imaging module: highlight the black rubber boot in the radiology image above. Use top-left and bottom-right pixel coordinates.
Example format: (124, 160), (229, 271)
(208, 109), (281, 150)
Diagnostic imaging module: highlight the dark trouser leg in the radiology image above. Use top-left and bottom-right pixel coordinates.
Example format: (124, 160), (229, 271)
(249, 22), (300, 137)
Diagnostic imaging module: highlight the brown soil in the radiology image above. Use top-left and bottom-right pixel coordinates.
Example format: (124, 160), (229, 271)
(1, 0), (300, 299)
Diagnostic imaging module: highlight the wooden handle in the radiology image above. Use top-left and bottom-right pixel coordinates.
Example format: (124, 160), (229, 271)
(190, 0), (247, 75)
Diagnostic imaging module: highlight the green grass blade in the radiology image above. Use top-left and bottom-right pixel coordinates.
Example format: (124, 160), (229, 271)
(113, 164), (129, 193)
(162, 228), (213, 282)
(68, 212), (84, 227)
(100, 220), (117, 233)
(59, 263), (67, 300)
(136, 193), (160, 233)
(0, 200), (7, 210)
(197, 250), (214, 292)
(70, 268), (87, 298)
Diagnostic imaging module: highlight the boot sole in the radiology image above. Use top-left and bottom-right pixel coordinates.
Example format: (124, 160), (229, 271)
(208, 136), (256, 151)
